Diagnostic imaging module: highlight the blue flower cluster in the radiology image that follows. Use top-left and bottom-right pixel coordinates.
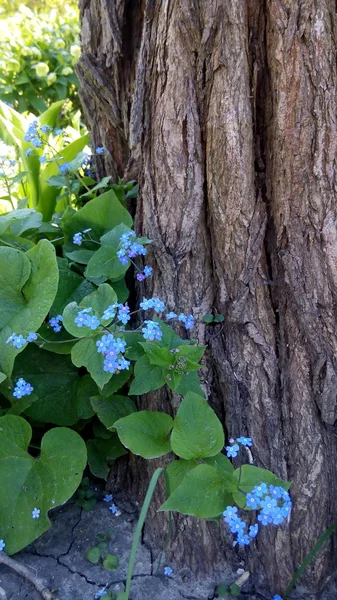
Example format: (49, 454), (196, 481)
(140, 297), (165, 312)
(246, 484), (292, 526)
(223, 506), (258, 547)
(59, 162), (71, 174)
(163, 566), (173, 577)
(49, 315), (63, 333)
(95, 146), (105, 154)
(223, 484), (291, 547)
(6, 332), (37, 349)
(117, 231), (146, 265)
(226, 436), (252, 458)
(137, 266), (153, 281)
(0, 539), (5, 552)
(75, 307), (100, 330)
(72, 228), (92, 245)
(166, 312), (195, 330)
(24, 122), (63, 156)
(142, 320), (163, 341)
(13, 378), (34, 399)
(96, 333), (130, 374)
(102, 492), (120, 515)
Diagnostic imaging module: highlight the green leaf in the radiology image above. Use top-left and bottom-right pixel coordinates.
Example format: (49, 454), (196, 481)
(214, 314), (225, 323)
(229, 584), (240, 596)
(81, 176), (112, 197)
(174, 370), (205, 397)
(203, 453), (234, 476)
(62, 189), (133, 252)
(114, 411), (173, 458)
(65, 250), (95, 264)
(0, 373), (6, 384)
(36, 323), (75, 355)
(0, 240), (58, 376)
(93, 421), (113, 439)
(165, 459), (199, 493)
(170, 392), (224, 460)
(51, 258), (95, 315)
(86, 547), (101, 564)
(0, 415), (86, 554)
(101, 368), (133, 397)
(103, 553), (119, 571)
(129, 355), (165, 395)
(159, 464), (232, 518)
(87, 436), (127, 480)
(63, 283), (117, 338)
(124, 333), (145, 361)
(13, 345), (95, 425)
(216, 584), (229, 597)
(91, 395), (137, 430)
(203, 314), (215, 324)
(85, 245), (128, 282)
(233, 465), (291, 493)
(140, 343), (173, 368)
(177, 345), (206, 364)
(71, 336), (112, 389)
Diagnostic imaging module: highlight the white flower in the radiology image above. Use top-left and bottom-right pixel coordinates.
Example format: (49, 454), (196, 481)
(35, 63), (49, 77)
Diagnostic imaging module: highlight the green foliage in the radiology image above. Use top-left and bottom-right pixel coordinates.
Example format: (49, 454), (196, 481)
(0, 5), (80, 121)
(0, 415), (86, 553)
(86, 531), (119, 572)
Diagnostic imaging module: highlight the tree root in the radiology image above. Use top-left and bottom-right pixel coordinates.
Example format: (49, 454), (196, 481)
(0, 553), (62, 600)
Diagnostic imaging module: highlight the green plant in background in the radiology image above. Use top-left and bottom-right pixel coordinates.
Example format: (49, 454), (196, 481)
(86, 531), (119, 572)
(75, 477), (98, 512)
(0, 4), (80, 123)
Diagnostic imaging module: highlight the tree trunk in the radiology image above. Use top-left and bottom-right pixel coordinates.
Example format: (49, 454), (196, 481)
(76, 0), (337, 595)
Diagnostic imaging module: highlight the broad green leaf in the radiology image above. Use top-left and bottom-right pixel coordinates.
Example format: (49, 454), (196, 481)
(81, 176), (112, 197)
(165, 459), (198, 493)
(159, 464), (232, 518)
(203, 453), (234, 476)
(0, 240), (58, 376)
(91, 395), (137, 430)
(124, 333), (145, 360)
(36, 323), (75, 355)
(86, 546), (101, 564)
(174, 370), (205, 397)
(101, 367), (133, 397)
(233, 465), (291, 493)
(87, 436), (127, 480)
(0, 373), (6, 384)
(129, 355), (165, 395)
(140, 343), (173, 368)
(65, 250), (95, 264)
(13, 345), (95, 425)
(114, 411), (173, 458)
(50, 258), (95, 315)
(103, 554), (119, 571)
(71, 336), (112, 389)
(170, 392), (224, 459)
(85, 245), (128, 282)
(0, 415), (86, 554)
(177, 345), (206, 364)
(62, 189), (133, 251)
(63, 283), (117, 338)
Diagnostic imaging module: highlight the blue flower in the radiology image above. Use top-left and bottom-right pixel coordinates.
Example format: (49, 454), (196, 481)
(226, 443), (239, 458)
(74, 309), (100, 330)
(166, 312), (177, 320)
(269, 485), (284, 499)
(237, 436), (252, 447)
(260, 496), (278, 515)
(229, 518), (246, 534)
(103, 494), (113, 502)
(26, 332), (37, 342)
(117, 305), (130, 325)
(73, 232), (82, 245)
(6, 333), (26, 348)
(152, 298), (165, 313)
(237, 534), (250, 546)
(39, 125), (52, 134)
(39, 155), (47, 164)
(25, 148), (33, 157)
(257, 512), (272, 526)
(0, 539), (5, 551)
(54, 128), (63, 135)
(249, 524), (258, 538)
(108, 503), (119, 514)
(246, 493), (260, 510)
(143, 266), (153, 277)
(95, 588), (108, 598)
(49, 315), (63, 333)
(142, 320), (162, 341)
(58, 162), (71, 174)
(178, 313), (194, 329)
(13, 378), (34, 399)
(102, 304), (119, 321)
(32, 508), (40, 519)
(272, 596), (283, 600)
(223, 506), (238, 522)
(163, 566), (173, 577)
(95, 146), (105, 154)
(252, 483), (268, 498)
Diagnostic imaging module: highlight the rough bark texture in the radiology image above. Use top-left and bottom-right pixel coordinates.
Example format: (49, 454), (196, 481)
(76, 0), (337, 596)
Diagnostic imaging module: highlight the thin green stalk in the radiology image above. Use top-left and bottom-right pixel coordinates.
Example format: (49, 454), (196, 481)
(284, 521), (337, 598)
(121, 468), (169, 600)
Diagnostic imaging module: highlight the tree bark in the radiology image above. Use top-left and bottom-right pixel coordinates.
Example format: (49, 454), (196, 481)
(76, 0), (337, 595)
